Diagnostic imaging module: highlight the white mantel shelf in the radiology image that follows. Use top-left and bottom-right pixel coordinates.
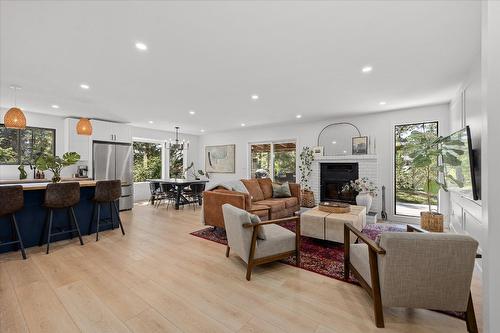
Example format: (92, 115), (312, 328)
(314, 155), (378, 161)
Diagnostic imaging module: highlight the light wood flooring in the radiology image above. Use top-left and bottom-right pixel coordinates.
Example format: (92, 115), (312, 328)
(0, 203), (483, 333)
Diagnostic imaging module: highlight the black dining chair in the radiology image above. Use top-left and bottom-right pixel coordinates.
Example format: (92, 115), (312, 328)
(186, 183), (205, 211)
(157, 183), (176, 209)
(149, 181), (162, 206)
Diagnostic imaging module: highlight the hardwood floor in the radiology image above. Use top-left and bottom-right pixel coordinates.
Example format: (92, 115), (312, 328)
(0, 203), (483, 333)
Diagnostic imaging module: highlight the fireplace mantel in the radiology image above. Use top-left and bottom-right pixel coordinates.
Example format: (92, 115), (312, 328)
(310, 155), (380, 212)
(314, 155), (378, 161)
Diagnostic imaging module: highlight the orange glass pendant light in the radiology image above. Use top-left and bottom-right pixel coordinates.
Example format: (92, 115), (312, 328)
(4, 86), (26, 129)
(76, 118), (92, 135)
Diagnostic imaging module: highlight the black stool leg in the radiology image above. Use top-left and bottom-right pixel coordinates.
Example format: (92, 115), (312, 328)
(39, 210), (49, 246)
(46, 209), (53, 254)
(11, 214), (26, 260)
(69, 207), (84, 246)
(113, 201), (125, 236)
(110, 202), (115, 229)
(67, 209), (74, 239)
(88, 202), (97, 235)
(96, 203), (101, 241)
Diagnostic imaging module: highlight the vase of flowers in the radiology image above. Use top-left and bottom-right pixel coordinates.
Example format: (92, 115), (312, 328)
(299, 146), (316, 207)
(35, 152), (80, 183)
(348, 177), (378, 212)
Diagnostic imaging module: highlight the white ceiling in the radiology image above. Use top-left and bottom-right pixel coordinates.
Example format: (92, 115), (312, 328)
(0, 1), (481, 134)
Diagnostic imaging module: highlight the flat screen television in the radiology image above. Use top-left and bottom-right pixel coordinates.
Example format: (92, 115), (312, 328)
(441, 126), (479, 200)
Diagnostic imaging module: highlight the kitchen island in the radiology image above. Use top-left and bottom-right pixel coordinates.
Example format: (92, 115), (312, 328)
(0, 180), (116, 254)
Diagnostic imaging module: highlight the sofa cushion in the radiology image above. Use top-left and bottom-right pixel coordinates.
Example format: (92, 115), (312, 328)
(272, 182), (292, 198)
(241, 179), (265, 202)
(256, 199), (286, 212)
(257, 178), (273, 199)
(267, 197), (298, 209)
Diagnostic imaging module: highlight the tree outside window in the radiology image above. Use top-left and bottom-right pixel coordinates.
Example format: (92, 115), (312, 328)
(133, 141), (162, 182)
(169, 147), (184, 178)
(0, 125), (55, 165)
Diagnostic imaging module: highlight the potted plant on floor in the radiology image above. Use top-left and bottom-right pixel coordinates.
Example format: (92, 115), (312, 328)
(299, 146), (315, 207)
(404, 130), (462, 231)
(35, 152), (80, 183)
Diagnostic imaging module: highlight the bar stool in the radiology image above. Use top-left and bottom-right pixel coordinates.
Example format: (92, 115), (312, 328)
(0, 186), (27, 259)
(41, 182), (84, 254)
(89, 180), (124, 241)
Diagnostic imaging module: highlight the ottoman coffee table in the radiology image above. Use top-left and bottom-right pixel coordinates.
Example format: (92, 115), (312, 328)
(300, 205), (366, 244)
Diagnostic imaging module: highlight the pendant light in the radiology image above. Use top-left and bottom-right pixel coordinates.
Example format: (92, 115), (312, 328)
(76, 118), (92, 135)
(169, 126), (189, 150)
(4, 85), (26, 129)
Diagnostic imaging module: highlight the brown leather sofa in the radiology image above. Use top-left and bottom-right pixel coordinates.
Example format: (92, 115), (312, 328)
(203, 178), (300, 228)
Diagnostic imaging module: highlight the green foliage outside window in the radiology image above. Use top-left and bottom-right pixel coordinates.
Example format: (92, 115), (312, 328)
(169, 147), (184, 178)
(133, 142), (162, 182)
(0, 125), (55, 165)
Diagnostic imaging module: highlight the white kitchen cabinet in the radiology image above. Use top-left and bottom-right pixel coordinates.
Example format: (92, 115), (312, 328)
(91, 120), (131, 143)
(64, 118), (90, 161)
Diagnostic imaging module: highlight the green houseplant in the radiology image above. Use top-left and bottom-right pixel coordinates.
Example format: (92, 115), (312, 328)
(35, 152), (80, 183)
(404, 130), (463, 231)
(299, 146), (315, 207)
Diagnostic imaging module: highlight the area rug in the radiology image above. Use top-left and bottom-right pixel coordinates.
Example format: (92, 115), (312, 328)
(190, 222), (465, 321)
(190, 222), (407, 285)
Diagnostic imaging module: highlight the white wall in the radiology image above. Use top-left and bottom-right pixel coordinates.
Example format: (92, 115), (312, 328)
(198, 103), (450, 223)
(0, 108), (70, 179)
(481, 1), (500, 331)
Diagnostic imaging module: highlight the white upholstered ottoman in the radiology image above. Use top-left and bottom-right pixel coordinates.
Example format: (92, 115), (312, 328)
(300, 205), (366, 244)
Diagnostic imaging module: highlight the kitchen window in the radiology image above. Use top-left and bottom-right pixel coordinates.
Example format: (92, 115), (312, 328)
(0, 124), (55, 165)
(133, 141), (162, 182)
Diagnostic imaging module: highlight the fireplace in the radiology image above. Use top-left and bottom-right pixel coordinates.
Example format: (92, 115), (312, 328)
(320, 163), (359, 204)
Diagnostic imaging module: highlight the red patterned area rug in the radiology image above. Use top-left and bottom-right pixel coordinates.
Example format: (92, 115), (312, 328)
(190, 222), (465, 321)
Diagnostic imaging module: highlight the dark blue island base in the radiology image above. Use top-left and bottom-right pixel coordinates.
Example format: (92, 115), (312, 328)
(0, 185), (116, 254)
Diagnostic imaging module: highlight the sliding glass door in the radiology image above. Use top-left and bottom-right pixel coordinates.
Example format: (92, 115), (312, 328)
(250, 141), (296, 183)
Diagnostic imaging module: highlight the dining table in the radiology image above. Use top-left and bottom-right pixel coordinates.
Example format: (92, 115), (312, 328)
(148, 178), (209, 209)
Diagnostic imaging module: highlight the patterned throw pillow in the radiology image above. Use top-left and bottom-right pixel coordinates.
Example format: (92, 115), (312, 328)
(249, 213), (267, 240)
(272, 182), (292, 198)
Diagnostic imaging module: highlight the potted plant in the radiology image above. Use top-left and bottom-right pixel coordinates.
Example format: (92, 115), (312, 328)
(185, 162), (209, 180)
(404, 130), (462, 231)
(348, 177), (378, 212)
(35, 152), (80, 183)
(299, 146), (315, 207)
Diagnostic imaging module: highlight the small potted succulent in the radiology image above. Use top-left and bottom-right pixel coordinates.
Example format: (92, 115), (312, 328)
(35, 152), (80, 183)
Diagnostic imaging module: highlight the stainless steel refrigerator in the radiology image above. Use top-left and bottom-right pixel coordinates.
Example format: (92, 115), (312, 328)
(93, 141), (134, 210)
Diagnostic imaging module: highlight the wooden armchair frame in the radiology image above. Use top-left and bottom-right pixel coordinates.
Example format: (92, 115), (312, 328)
(226, 216), (301, 281)
(343, 223), (478, 332)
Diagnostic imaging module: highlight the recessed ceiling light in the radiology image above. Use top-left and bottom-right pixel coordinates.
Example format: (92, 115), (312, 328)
(135, 42), (148, 51)
(379, 101), (387, 105)
(332, 141), (337, 144)
(296, 115), (302, 119)
(343, 150), (347, 153)
(189, 110), (195, 115)
(148, 120), (154, 124)
(251, 94), (259, 100)
(80, 83), (90, 90)
(241, 123), (246, 127)
(200, 129), (205, 132)
(361, 66), (373, 73)
(51, 104), (60, 109)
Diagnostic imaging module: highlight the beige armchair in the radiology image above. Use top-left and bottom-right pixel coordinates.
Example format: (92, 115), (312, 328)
(222, 204), (300, 281)
(344, 224), (479, 332)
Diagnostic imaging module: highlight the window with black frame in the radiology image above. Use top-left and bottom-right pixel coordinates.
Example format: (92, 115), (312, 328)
(0, 124), (55, 165)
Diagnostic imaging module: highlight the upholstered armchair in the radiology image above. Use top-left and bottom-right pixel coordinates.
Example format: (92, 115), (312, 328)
(344, 224), (479, 332)
(222, 204), (300, 281)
